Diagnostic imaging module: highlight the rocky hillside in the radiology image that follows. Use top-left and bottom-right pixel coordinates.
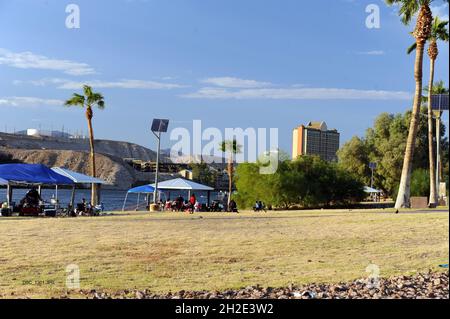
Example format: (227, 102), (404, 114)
(0, 133), (158, 161)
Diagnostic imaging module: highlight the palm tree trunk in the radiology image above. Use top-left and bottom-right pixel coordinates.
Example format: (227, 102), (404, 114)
(86, 114), (98, 206)
(227, 155), (233, 206)
(427, 58), (437, 207)
(227, 153), (233, 207)
(395, 40), (425, 209)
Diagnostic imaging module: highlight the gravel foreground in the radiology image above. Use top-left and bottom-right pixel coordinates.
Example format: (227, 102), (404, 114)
(73, 271), (449, 299)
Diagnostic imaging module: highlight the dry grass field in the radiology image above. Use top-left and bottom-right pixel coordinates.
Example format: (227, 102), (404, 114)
(0, 209), (448, 298)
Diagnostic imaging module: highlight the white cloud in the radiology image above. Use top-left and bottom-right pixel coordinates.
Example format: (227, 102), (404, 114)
(14, 78), (187, 90)
(431, 3), (449, 21)
(0, 48), (95, 76)
(0, 97), (64, 108)
(357, 50), (385, 56)
(182, 87), (411, 100)
(201, 77), (272, 88)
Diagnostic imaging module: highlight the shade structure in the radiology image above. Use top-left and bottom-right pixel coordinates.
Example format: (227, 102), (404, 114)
(151, 178), (214, 191)
(51, 167), (107, 184)
(0, 164), (74, 185)
(0, 177), (7, 186)
(122, 184), (156, 211)
(364, 186), (381, 193)
(127, 184), (155, 194)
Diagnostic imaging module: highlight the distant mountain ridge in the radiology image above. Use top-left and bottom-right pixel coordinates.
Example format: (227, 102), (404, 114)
(0, 132), (158, 161)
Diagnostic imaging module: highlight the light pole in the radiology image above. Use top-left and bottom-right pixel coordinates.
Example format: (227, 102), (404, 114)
(435, 110), (441, 200)
(150, 119), (169, 206)
(431, 94), (449, 203)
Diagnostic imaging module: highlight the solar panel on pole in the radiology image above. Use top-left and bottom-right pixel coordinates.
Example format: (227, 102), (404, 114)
(431, 94), (449, 111)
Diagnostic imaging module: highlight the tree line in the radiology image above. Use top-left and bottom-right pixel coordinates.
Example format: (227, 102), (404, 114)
(233, 155), (366, 209)
(338, 105), (449, 198)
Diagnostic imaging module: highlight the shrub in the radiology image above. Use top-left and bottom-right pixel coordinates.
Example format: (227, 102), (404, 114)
(234, 156), (365, 209)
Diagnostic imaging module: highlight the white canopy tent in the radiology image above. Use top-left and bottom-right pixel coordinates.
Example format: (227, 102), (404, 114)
(364, 186), (381, 194)
(51, 167), (107, 184)
(151, 178), (214, 205)
(51, 167), (108, 208)
(151, 178), (214, 191)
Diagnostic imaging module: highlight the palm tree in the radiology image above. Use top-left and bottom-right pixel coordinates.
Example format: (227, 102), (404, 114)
(220, 139), (242, 207)
(65, 85), (105, 206)
(408, 17), (449, 207)
(386, 0), (434, 209)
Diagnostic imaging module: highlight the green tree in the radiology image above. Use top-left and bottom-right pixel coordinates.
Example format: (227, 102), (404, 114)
(408, 17), (449, 206)
(234, 156), (365, 209)
(410, 168), (430, 196)
(337, 136), (372, 186)
(385, 0), (434, 208)
(338, 107), (449, 198)
(65, 85), (105, 206)
(189, 162), (216, 187)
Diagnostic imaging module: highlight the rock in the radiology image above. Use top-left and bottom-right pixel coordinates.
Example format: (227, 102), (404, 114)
(74, 271), (449, 300)
(135, 291), (145, 299)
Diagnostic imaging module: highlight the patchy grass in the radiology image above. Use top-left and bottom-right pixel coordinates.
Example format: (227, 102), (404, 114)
(0, 209), (448, 298)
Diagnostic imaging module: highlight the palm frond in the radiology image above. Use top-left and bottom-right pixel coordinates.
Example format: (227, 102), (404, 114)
(220, 139), (242, 154)
(407, 42), (417, 54)
(83, 85), (93, 97)
(64, 93), (85, 107)
(385, 0), (431, 26)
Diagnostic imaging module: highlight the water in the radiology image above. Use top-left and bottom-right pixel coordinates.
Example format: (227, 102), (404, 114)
(0, 188), (224, 211)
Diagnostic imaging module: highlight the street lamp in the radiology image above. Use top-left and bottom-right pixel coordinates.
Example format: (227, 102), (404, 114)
(150, 119), (169, 206)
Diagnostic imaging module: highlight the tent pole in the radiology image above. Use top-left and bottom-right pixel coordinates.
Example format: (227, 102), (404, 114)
(69, 186), (76, 211)
(96, 184), (102, 206)
(6, 184), (12, 208)
(55, 185), (59, 208)
(207, 190), (211, 207)
(122, 193), (128, 212)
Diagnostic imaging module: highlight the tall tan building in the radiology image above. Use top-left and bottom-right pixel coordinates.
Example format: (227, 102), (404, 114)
(292, 121), (340, 162)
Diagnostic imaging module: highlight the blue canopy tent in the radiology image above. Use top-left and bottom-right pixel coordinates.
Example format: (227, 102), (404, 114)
(0, 177), (7, 186)
(0, 164), (74, 208)
(0, 164), (74, 185)
(122, 184), (156, 211)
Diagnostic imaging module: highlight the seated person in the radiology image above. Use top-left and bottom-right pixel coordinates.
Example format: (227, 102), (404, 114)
(228, 199), (238, 213)
(76, 198), (93, 216)
(164, 199), (172, 211)
(253, 201), (266, 212)
(21, 187), (42, 207)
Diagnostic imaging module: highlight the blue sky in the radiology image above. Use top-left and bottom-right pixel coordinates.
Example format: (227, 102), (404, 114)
(0, 0), (448, 155)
